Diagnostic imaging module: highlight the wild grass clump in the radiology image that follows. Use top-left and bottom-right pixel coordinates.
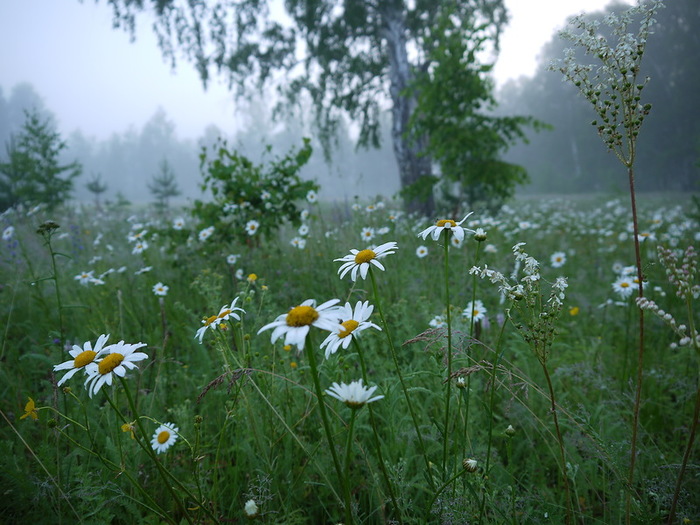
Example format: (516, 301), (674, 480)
(1, 190), (698, 524)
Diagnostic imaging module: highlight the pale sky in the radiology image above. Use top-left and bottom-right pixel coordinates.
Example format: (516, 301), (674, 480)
(0, 0), (633, 141)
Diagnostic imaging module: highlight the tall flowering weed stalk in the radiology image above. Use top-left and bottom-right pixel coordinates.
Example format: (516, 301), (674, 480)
(471, 243), (572, 524)
(550, 2), (664, 520)
(637, 245), (700, 524)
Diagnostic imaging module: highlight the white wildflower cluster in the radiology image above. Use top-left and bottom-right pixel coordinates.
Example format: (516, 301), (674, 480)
(636, 297), (699, 351)
(471, 243), (568, 362)
(657, 245), (699, 300)
(549, 0), (663, 163)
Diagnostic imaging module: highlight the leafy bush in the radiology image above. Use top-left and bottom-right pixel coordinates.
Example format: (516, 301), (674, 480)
(191, 137), (318, 245)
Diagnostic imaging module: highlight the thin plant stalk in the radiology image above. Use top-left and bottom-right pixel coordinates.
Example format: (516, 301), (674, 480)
(304, 337), (352, 523)
(352, 337), (403, 524)
(625, 164), (646, 524)
(667, 299), (700, 525)
(368, 267), (436, 492)
(441, 229), (453, 477)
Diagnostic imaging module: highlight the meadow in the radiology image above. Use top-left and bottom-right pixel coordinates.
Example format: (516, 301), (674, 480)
(1, 192), (699, 524)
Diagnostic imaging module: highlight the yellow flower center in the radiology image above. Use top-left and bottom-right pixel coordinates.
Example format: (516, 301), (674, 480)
(204, 315), (218, 326)
(74, 350), (97, 368)
(338, 320), (359, 339)
(218, 309), (232, 319)
(286, 305), (319, 327)
(620, 282), (629, 288)
(354, 249), (376, 264)
(157, 430), (170, 444)
(98, 353), (124, 375)
(436, 219), (456, 228)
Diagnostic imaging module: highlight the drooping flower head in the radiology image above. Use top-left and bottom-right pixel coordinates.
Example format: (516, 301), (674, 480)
(320, 301), (381, 358)
(325, 379), (384, 409)
(418, 212), (475, 242)
(257, 299), (342, 350)
(54, 334), (111, 386)
(334, 241), (398, 282)
(83, 340), (149, 397)
(151, 422), (179, 454)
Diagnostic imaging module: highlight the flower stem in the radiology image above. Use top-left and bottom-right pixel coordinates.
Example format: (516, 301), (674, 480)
(442, 230), (453, 478)
(304, 338), (352, 523)
(352, 338), (403, 524)
(369, 267), (436, 492)
(625, 164), (646, 525)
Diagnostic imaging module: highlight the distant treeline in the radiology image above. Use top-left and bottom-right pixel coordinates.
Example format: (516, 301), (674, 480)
(0, 84), (400, 204)
(497, 0), (699, 194)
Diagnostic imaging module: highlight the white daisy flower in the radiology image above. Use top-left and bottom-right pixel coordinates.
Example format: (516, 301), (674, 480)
(360, 227), (375, 242)
(132, 241), (148, 254)
(244, 499), (259, 518)
(325, 379), (384, 409)
(83, 340), (149, 397)
(550, 251), (567, 268)
(172, 217), (185, 230)
(198, 226), (215, 241)
(290, 236), (306, 249)
(53, 334), (111, 386)
(195, 297), (246, 343)
(245, 220), (260, 236)
(226, 254), (240, 265)
(463, 300), (487, 323)
(3, 226), (15, 241)
(306, 190), (318, 203)
(612, 275), (637, 299)
(150, 422), (179, 454)
(298, 224), (309, 236)
(152, 282), (169, 296)
(74, 271), (94, 286)
(335, 241), (398, 282)
(416, 245), (429, 258)
(320, 301), (381, 358)
(418, 212), (475, 242)
(257, 299), (343, 350)
(429, 315), (446, 328)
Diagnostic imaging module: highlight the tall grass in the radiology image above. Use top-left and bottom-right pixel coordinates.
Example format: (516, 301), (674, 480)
(1, 194), (698, 524)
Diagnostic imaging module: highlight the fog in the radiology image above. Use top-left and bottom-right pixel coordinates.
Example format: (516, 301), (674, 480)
(4, 0), (695, 207)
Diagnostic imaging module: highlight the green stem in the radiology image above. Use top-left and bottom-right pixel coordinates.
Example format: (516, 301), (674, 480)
(368, 267), (436, 492)
(304, 337), (352, 523)
(442, 231), (453, 478)
(344, 409), (358, 512)
(352, 338), (403, 524)
(478, 315), (510, 524)
(625, 164), (646, 525)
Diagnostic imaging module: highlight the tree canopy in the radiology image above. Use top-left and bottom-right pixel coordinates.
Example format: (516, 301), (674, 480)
(99, 0), (535, 214)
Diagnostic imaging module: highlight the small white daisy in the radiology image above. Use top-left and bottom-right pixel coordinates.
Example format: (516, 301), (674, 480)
(418, 212), (475, 242)
(53, 334), (111, 386)
(74, 271), (94, 286)
(226, 254), (240, 265)
(360, 227), (375, 242)
(198, 226), (215, 241)
(325, 379), (384, 409)
(150, 422), (179, 454)
(257, 299), (343, 350)
(195, 297), (246, 343)
(416, 245), (429, 258)
(152, 282), (169, 296)
(244, 499), (259, 518)
(463, 300), (487, 323)
(132, 241), (148, 255)
(320, 301), (381, 358)
(83, 340), (149, 397)
(172, 217), (185, 230)
(2, 226), (14, 241)
(335, 241), (398, 282)
(245, 220), (260, 236)
(612, 276), (637, 299)
(306, 190), (318, 203)
(550, 251), (567, 268)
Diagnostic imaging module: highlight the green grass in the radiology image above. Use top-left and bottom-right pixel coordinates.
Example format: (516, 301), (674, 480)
(0, 194), (698, 524)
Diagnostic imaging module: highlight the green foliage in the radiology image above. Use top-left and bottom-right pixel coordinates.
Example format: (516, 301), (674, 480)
(192, 137), (317, 245)
(408, 10), (544, 212)
(0, 109), (81, 211)
(147, 158), (181, 211)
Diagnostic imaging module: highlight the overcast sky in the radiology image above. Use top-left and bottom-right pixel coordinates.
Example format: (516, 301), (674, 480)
(0, 0), (632, 141)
